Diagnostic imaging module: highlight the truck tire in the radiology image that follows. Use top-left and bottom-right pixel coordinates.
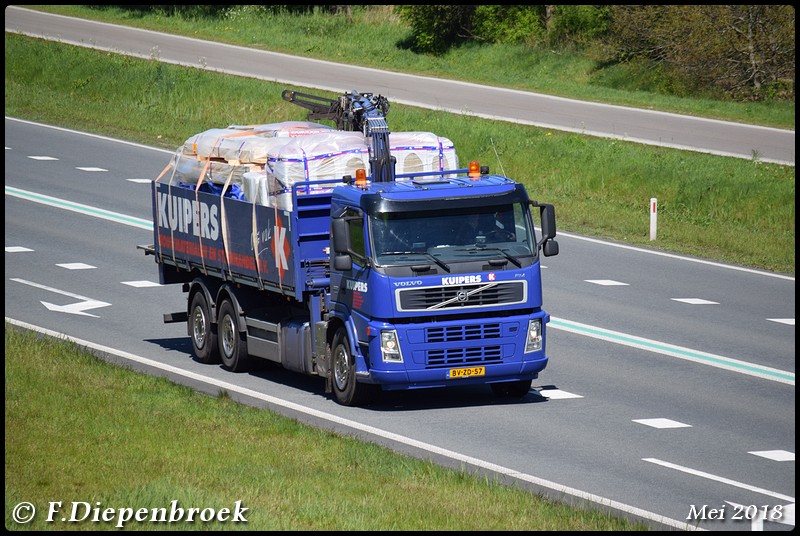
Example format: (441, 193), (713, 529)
(331, 328), (376, 406)
(217, 299), (250, 372)
(490, 379), (532, 398)
(189, 291), (220, 364)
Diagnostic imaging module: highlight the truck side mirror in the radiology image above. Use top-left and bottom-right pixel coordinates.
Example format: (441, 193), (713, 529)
(331, 218), (351, 254)
(539, 203), (557, 241)
(543, 240), (559, 257)
(333, 254), (353, 271)
(332, 217), (354, 270)
(530, 201), (559, 257)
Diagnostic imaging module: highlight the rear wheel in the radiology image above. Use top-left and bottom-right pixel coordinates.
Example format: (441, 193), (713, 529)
(218, 299), (250, 372)
(490, 379), (532, 398)
(189, 291), (219, 364)
(331, 328), (376, 406)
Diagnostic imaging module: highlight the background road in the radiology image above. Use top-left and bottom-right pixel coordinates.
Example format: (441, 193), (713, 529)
(5, 118), (795, 531)
(4, 5), (795, 166)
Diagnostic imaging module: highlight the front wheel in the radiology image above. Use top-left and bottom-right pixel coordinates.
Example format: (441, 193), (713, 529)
(490, 379), (532, 398)
(189, 291), (219, 364)
(331, 328), (376, 406)
(217, 299), (250, 372)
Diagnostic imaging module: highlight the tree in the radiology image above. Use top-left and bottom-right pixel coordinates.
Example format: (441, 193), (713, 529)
(606, 5), (795, 100)
(395, 5), (477, 55)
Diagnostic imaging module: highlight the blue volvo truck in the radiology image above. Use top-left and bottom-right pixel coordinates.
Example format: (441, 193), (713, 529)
(142, 89), (559, 406)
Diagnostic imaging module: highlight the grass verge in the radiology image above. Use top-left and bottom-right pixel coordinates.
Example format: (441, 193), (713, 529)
(4, 325), (650, 531)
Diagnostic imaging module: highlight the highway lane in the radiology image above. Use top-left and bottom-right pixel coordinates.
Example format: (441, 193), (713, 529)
(5, 119), (794, 531)
(4, 5), (795, 167)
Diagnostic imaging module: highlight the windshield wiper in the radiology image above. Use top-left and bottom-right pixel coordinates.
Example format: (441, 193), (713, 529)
(380, 251), (451, 272)
(456, 246), (522, 268)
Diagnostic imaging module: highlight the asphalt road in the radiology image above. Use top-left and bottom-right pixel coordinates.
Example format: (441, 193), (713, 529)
(4, 5), (795, 166)
(5, 118), (795, 531)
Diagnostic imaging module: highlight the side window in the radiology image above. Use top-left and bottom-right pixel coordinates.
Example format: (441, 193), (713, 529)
(340, 206), (366, 265)
(349, 216), (365, 260)
(512, 204), (527, 243)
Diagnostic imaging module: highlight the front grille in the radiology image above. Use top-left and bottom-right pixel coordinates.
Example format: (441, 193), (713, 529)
(427, 346), (503, 367)
(397, 280), (526, 312)
(426, 323), (501, 343)
(422, 322), (508, 368)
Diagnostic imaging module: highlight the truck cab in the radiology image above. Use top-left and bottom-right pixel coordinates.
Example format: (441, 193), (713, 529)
(323, 169), (558, 405)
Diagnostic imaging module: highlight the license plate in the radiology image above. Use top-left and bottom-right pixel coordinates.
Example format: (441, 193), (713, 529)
(448, 366), (485, 379)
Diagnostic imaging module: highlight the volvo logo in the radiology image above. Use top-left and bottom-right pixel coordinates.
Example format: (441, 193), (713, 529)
(456, 290), (469, 303)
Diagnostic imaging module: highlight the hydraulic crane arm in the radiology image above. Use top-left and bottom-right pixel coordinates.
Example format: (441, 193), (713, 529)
(282, 89), (396, 182)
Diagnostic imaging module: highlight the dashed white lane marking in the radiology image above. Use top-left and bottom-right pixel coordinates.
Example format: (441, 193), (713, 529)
(671, 298), (719, 305)
(56, 263), (95, 270)
(6, 246), (34, 252)
(27, 155), (58, 160)
(538, 388), (583, 400)
(76, 166), (107, 172)
(644, 458), (795, 502)
(633, 418), (692, 429)
(767, 318), (795, 325)
(749, 450), (795, 462)
(585, 279), (629, 286)
(122, 280), (162, 288)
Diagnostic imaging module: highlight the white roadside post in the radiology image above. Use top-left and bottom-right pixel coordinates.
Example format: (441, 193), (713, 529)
(649, 198), (657, 241)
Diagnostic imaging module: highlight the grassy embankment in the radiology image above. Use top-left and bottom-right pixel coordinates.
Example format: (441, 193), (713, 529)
(4, 326), (649, 531)
(28, 4), (797, 129)
(4, 30), (794, 275)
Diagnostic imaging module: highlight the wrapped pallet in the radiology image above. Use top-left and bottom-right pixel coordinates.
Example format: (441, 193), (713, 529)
(167, 123), (460, 209)
(183, 121), (336, 162)
(266, 131), (369, 210)
(389, 132), (459, 175)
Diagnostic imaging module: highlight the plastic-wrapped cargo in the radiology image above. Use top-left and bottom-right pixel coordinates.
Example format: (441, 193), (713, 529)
(390, 132), (458, 175)
(166, 124), (460, 209)
(183, 121), (336, 162)
(167, 152), (257, 190)
(241, 171), (271, 207)
(266, 131), (369, 210)
(229, 121), (335, 138)
(265, 130), (459, 187)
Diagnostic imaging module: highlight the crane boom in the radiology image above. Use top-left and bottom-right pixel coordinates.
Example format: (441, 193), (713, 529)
(282, 89), (396, 182)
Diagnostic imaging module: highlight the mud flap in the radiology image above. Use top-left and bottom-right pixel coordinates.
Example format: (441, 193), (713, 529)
(314, 320), (333, 393)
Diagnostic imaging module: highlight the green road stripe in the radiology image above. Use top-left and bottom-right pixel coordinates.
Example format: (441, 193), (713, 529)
(5, 185), (152, 230)
(550, 317), (794, 385)
(7, 185), (792, 386)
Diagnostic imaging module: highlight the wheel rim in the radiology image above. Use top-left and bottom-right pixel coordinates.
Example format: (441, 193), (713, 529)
(220, 314), (236, 357)
(333, 344), (349, 391)
(192, 306), (207, 349)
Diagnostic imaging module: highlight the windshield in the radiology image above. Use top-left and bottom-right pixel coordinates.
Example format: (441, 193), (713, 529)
(369, 203), (536, 269)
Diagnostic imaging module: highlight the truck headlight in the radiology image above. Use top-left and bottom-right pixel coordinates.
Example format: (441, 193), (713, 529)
(524, 319), (542, 353)
(380, 330), (403, 363)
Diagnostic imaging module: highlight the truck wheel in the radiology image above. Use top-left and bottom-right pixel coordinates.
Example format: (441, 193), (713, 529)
(490, 379), (532, 398)
(189, 291), (220, 364)
(331, 328), (376, 406)
(217, 300), (250, 372)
